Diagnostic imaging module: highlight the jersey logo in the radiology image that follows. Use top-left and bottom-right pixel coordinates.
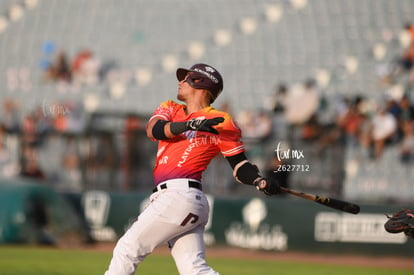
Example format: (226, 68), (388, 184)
(180, 213), (199, 226)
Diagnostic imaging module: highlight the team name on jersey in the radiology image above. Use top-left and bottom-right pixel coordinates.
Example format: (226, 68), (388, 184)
(177, 136), (222, 167)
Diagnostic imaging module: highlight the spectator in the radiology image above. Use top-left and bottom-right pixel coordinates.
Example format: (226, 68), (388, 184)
(71, 49), (100, 86)
(59, 135), (82, 191)
(19, 144), (45, 181)
(301, 114), (322, 141)
(386, 98), (401, 119)
(84, 132), (116, 190)
(237, 109), (259, 140)
(267, 84), (290, 140)
(1, 99), (20, 134)
(20, 157), (46, 180)
(284, 78), (320, 127)
(45, 51), (72, 83)
(65, 101), (87, 134)
(52, 103), (69, 133)
(237, 110), (272, 142)
(123, 113), (145, 190)
(236, 109), (273, 171)
(386, 23), (414, 82)
(337, 96), (367, 146)
(21, 113), (39, 147)
(398, 23), (414, 74)
(398, 95), (414, 141)
(269, 83), (288, 114)
(219, 101), (233, 116)
(399, 121), (414, 164)
(370, 106), (398, 159)
(356, 112), (372, 153)
(255, 110), (273, 141)
(0, 125), (19, 177)
(32, 106), (54, 146)
(398, 95), (414, 125)
(72, 49), (92, 77)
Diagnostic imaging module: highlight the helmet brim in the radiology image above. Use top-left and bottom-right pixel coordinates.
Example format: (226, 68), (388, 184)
(176, 68), (192, 81)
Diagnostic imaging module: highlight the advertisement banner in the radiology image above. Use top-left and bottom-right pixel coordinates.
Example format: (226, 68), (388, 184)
(59, 191), (414, 257)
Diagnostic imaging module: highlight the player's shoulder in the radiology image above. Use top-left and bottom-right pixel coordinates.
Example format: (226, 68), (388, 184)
(208, 107), (235, 121)
(207, 107), (241, 130)
(160, 100), (185, 109)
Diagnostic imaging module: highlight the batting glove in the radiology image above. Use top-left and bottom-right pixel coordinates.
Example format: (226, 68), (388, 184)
(254, 177), (281, 196)
(186, 117), (224, 134)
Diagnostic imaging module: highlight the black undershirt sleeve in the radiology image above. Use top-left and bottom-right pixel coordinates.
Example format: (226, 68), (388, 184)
(226, 152), (248, 169)
(151, 120), (169, 140)
(226, 152), (261, 185)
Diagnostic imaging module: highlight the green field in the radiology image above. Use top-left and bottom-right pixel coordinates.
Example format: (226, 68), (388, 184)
(0, 246), (412, 275)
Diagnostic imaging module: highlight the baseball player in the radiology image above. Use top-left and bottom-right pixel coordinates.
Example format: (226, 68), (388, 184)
(104, 63), (281, 275)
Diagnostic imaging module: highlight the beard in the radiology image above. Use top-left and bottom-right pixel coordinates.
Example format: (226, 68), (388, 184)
(177, 93), (185, 101)
(177, 88), (186, 102)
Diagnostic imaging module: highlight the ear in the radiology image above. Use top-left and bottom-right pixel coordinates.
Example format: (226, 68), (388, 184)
(207, 91), (215, 103)
(195, 89), (213, 103)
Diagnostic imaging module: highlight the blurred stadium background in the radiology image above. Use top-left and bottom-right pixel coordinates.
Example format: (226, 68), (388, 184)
(0, 0), (414, 255)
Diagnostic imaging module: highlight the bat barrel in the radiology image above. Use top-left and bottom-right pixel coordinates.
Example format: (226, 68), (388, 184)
(280, 187), (360, 214)
(316, 197), (360, 214)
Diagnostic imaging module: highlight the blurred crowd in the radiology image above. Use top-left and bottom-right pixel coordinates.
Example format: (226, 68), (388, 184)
(38, 43), (125, 98)
(381, 23), (414, 88)
(0, 97), (151, 192)
(265, 79), (414, 162)
(1, 71), (413, 193)
(1, 23), (413, 194)
(0, 97), (84, 184)
(40, 43), (102, 86)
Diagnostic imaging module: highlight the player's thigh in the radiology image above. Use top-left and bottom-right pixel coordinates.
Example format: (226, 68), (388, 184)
(170, 226), (219, 275)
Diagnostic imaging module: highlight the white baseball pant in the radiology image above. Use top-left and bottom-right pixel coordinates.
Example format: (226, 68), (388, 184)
(104, 180), (219, 275)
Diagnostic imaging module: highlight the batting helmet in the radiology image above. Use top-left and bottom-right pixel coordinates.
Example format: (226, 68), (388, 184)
(176, 63), (223, 103)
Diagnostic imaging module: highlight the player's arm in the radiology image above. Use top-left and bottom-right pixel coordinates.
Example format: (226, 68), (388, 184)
(226, 152), (281, 195)
(146, 118), (175, 140)
(146, 117), (225, 140)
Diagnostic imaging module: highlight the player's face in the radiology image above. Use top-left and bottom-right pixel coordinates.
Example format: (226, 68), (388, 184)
(177, 73), (200, 102)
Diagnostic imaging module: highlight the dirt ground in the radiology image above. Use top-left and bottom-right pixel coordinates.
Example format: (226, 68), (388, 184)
(85, 242), (414, 270)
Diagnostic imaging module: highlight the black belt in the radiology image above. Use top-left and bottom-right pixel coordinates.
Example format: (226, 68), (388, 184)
(152, 180), (202, 193)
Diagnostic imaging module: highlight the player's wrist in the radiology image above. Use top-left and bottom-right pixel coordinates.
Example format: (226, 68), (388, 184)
(170, 121), (188, 135)
(186, 118), (203, 131)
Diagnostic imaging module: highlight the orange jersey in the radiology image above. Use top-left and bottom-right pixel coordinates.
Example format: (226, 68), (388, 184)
(148, 100), (245, 184)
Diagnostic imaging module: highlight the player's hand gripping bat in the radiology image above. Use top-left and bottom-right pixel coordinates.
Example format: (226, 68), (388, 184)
(280, 187), (360, 214)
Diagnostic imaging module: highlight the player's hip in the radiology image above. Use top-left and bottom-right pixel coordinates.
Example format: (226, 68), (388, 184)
(148, 188), (209, 226)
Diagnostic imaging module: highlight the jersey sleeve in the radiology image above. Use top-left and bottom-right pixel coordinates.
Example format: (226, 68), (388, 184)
(217, 113), (245, 157)
(148, 100), (175, 122)
(146, 101), (179, 141)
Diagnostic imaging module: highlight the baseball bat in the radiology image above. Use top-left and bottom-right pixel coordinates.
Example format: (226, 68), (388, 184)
(280, 187), (360, 214)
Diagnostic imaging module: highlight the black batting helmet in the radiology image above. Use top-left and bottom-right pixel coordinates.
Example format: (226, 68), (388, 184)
(176, 63), (223, 103)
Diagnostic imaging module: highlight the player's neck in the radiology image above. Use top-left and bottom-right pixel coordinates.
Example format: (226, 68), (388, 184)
(184, 101), (210, 115)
